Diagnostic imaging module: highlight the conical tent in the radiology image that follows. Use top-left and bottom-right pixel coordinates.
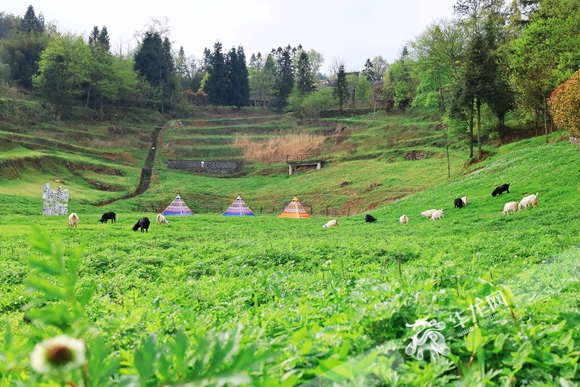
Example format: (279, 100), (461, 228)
(162, 194), (194, 216)
(223, 195), (255, 216)
(279, 197), (311, 219)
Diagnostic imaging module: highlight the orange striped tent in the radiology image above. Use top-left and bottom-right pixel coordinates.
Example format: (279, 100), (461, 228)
(278, 197), (311, 219)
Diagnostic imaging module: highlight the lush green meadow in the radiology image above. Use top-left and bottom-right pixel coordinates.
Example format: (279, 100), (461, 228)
(1, 134), (580, 386)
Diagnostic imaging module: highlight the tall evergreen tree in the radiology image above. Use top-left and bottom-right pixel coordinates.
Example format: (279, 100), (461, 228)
(334, 64), (349, 112)
(133, 31), (175, 111)
(204, 42), (230, 106)
(362, 59), (375, 82)
(296, 51), (314, 94)
(20, 5), (43, 34)
(98, 26), (110, 49)
(452, 0), (514, 158)
(271, 45), (299, 110)
(86, 26), (113, 113)
(227, 45), (249, 108)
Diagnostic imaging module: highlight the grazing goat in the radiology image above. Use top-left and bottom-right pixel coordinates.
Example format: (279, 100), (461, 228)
(322, 219), (339, 228)
(156, 214), (170, 226)
(399, 215), (409, 224)
(100, 211), (116, 224)
(431, 209), (444, 220)
(454, 198), (464, 208)
(420, 209), (437, 219)
(365, 214), (377, 223)
(132, 217), (150, 233)
(502, 201), (520, 215)
(68, 213), (79, 228)
(492, 184), (510, 197)
(461, 196), (468, 206)
(520, 192), (539, 209)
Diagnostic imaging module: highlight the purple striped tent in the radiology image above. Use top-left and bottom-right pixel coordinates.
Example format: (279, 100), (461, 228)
(162, 194), (194, 216)
(223, 195), (255, 216)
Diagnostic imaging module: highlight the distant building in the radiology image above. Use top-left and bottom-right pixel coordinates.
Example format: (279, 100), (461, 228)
(249, 95), (273, 108)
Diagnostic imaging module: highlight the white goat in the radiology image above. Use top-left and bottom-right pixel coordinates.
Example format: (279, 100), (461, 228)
(322, 219), (339, 228)
(421, 209), (438, 219)
(68, 213), (79, 228)
(431, 209), (444, 220)
(399, 215), (409, 224)
(520, 192), (539, 209)
(461, 196), (468, 206)
(502, 201), (520, 215)
(156, 214), (170, 226)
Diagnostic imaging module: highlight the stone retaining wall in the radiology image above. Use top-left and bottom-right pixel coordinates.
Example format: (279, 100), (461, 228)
(168, 160), (242, 174)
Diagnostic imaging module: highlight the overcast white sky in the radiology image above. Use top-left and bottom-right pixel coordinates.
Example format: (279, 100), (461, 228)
(5, 0), (458, 73)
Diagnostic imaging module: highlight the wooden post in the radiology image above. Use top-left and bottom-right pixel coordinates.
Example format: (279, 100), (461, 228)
(347, 208), (350, 217)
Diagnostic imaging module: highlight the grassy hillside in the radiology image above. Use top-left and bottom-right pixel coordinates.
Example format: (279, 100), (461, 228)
(0, 103), (503, 217)
(0, 132), (579, 385)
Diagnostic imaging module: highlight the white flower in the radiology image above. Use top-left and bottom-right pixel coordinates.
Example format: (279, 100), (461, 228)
(30, 335), (86, 375)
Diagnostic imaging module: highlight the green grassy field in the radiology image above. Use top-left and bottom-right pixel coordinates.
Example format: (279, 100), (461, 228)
(1, 126), (579, 385)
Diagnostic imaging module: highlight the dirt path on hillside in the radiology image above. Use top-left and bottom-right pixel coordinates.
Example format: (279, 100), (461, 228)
(95, 126), (163, 206)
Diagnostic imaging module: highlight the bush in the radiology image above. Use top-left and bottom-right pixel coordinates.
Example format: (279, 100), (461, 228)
(287, 88), (336, 126)
(549, 70), (580, 137)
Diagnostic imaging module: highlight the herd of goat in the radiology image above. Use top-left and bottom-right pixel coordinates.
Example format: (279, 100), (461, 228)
(67, 212), (169, 232)
(353, 183), (538, 227)
(66, 183), (539, 231)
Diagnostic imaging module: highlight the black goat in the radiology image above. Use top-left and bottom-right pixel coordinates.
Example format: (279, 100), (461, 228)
(100, 212), (116, 223)
(365, 214), (377, 223)
(492, 184), (510, 197)
(132, 217), (150, 233)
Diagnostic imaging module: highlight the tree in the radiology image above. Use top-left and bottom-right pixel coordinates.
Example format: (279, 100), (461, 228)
(362, 59), (375, 82)
(346, 74), (358, 107)
(287, 87), (336, 126)
(296, 51), (314, 94)
(20, 5), (44, 34)
(0, 12), (21, 39)
(203, 42), (230, 106)
(356, 76), (372, 105)
(85, 26), (114, 114)
(227, 45), (250, 108)
(2, 32), (49, 88)
(385, 47), (413, 113)
(306, 49), (324, 81)
(409, 18), (466, 113)
(334, 64), (349, 112)
(33, 35), (91, 115)
(248, 52), (276, 107)
(548, 69), (580, 137)
(509, 0), (580, 142)
(271, 45), (300, 110)
(133, 31), (175, 111)
(452, 0), (514, 158)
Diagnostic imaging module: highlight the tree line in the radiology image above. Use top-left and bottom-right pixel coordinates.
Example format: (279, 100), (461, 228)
(1, 2), (580, 147)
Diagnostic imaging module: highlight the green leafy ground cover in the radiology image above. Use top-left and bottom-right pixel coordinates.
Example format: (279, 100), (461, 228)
(1, 136), (579, 386)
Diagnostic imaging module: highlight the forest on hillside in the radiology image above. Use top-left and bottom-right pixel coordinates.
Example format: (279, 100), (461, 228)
(1, 0), (580, 156)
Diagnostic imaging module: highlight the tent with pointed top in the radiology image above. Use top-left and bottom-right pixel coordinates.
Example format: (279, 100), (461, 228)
(278, 197), (311, 219)
(162, 194), (194, 216)
(223, 195), (255, 216)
